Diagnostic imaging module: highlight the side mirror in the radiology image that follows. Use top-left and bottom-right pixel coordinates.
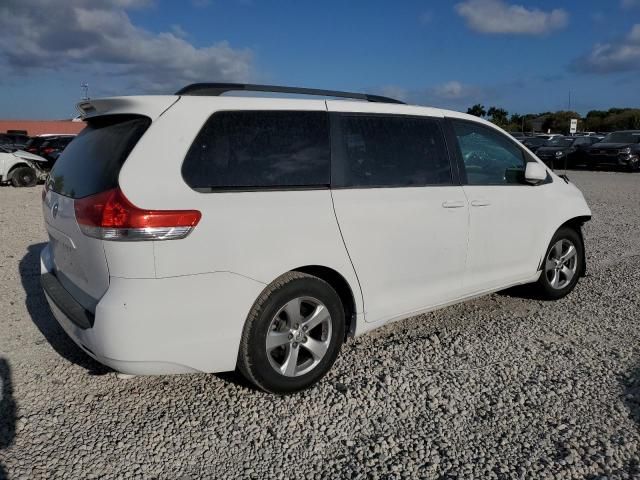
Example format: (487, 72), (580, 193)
(524, 161), (547, 184)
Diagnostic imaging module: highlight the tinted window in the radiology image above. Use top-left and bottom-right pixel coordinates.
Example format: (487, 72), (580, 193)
(182, 111), (330, 190)
(601, 132), (640, 144)
(545, 137), (573, 147)
(524, 138), (546, 147)
(573, 137), (592, 146)
(25, 137), (46, 149)
(47, 115), (150, 198)
(453, 121), (526, 185)
(57, 137), (74, 147)
(332, 114), (451, 187)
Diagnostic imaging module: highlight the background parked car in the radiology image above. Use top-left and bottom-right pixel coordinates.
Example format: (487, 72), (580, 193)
(0, 133), (30, 151)
(585, 130), (640, 171)
(509, 132), (530, 141)
(536, 136), (601, 169)
(39, 136), (75, 163)
(0, 145), (49, 187)
(24, 134), (75, 164)
(521, 136), (548, 153)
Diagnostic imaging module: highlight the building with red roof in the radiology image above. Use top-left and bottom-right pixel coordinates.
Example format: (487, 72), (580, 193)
(0, 120), (85, 136)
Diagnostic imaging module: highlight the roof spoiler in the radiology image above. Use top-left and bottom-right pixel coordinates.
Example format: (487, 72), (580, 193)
(75, 97), (180, 120)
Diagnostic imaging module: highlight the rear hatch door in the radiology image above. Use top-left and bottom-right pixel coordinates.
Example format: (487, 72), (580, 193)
(43, 115), (151, 312)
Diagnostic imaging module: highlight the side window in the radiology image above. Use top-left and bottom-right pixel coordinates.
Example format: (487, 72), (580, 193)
(452, 120), (526, 185)
(332, 114), (452, 188)
(574, 137), (590, 146)
(182, 111), (330, 190)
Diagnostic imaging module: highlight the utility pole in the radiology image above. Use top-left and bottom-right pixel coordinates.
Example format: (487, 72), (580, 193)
(568, 89), (571, 112)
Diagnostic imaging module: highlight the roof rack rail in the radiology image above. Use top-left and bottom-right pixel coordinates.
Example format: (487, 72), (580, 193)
(175, 83), (405, 104)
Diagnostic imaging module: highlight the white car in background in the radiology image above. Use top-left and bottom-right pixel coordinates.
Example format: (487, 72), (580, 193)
(40, 83), (592, 394)
(0, 145), (49, 187)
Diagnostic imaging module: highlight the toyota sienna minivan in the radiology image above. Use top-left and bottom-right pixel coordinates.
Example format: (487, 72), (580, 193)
(41, 83), (591, 393)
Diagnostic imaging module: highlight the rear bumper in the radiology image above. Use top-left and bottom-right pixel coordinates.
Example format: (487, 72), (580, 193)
(41, 272), (94, 329)
(40, 244), (266, 375)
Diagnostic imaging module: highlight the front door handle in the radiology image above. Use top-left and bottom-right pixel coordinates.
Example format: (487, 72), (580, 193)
(471, 200), (491, 207)
(442, 200), (466, 209)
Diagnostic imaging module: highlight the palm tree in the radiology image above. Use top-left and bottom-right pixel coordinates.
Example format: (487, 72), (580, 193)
(467, 104), (486, 118)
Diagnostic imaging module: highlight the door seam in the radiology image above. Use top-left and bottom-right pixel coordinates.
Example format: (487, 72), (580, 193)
(329, 189), (366, 319)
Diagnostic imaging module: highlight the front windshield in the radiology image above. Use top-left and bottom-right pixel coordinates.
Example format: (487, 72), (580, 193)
(545, 137), (573, 147)
(601, 132), (640, 144)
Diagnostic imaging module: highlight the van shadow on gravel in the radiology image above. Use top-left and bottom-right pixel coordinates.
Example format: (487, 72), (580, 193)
(497, 284), (548, 301)
(0, 359), (16, 480)
(19, 243), (109, 375)
(622, 365), (640, 427)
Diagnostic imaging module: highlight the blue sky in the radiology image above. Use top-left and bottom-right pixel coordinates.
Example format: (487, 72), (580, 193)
(0, 0), (639, 119)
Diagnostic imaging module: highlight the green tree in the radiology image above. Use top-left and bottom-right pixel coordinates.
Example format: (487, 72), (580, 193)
(542, 111), (581, 134)
(603, 109), (640, 130)
(467, 104), (486, 118)
(487, 107), (509, 126)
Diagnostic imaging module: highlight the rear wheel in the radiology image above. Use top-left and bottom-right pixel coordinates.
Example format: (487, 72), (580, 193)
(11, 166), (38, 187)
(237, 272), (345, 394)
(536, 227), (583, 299)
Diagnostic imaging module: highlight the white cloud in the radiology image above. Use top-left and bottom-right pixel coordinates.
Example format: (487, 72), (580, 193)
(573, 24), (640, 73)
(455, 0), (568, 35)
(0, 0), (253, 93)
(433, 81), (468, 99)
(375, 81), (488, 111)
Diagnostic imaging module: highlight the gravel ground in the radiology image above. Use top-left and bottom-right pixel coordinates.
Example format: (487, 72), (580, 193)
(1, 170), (639, 479)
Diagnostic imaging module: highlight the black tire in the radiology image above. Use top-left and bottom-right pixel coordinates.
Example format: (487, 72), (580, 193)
(536, 226), (584, 300)
(10, 166), (38, 187)
(237, 272), (345, 394)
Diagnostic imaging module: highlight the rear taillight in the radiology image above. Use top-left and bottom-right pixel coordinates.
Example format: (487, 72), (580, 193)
(74, 188), (201, 241)
(42, 147), (55, 154)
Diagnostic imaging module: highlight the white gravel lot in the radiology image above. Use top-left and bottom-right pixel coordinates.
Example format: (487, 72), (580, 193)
(0, 170), (639, 479)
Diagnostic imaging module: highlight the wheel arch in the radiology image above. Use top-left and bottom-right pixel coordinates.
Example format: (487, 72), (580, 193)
(6, 161), (33, 177)
(292, 265), (357, 339)
(539, 215), (591, 276)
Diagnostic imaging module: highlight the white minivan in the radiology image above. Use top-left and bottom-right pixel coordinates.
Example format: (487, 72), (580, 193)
(41, 83), (591, 393)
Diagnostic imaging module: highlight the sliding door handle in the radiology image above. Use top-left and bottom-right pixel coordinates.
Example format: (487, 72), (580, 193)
(442, 200), (466, 209)
(471, 200), (491, 207)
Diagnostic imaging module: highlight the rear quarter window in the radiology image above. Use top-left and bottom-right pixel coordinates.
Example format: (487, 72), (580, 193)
(182, 111), (330, 191)
(47, 115), (150, 199)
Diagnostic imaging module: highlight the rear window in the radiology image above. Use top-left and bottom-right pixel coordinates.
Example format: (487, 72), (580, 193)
(47, 115), (150, 198)
(182, 111), (330, 191)
(25, 137), (46, 149)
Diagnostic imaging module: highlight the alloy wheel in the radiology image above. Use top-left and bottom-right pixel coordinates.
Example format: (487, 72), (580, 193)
(265, 296), (332, 377)
(545, 239), (578, 289)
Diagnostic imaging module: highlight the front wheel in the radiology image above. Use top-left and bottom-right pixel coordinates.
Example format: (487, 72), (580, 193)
(11, 166), (38, 187)
(237, 272), (345, 394)
(536, 227), (584, 299)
